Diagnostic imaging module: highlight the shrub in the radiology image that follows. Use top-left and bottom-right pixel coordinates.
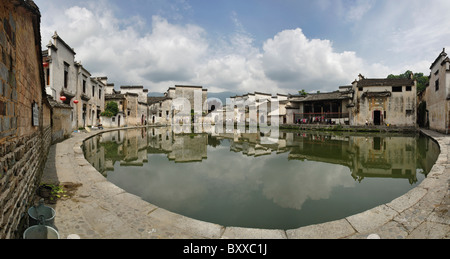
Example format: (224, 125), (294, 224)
(101, 102), (119, 117)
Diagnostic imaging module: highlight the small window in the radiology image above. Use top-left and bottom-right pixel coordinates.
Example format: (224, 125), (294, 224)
(392, 169), (402, 175)
(436, 79), (440, 91)
(392, 86), (402, 92)
(46, 68), (50, 85)
(64, 63), (69, 88)
(406, 86), (412, 91)
(82, 79), (86, 93)
(358, 87), (363, 91)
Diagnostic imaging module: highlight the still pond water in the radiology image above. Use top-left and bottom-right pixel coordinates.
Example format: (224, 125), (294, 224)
(83, 126), (439, 230)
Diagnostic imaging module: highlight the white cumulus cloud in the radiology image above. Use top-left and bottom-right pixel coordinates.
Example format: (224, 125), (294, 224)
(37, 0), (389, 95)
(261, 28), (388, 93)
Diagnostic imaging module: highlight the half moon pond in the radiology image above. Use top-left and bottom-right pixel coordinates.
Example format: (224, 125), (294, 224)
(83, 126), (439, 230)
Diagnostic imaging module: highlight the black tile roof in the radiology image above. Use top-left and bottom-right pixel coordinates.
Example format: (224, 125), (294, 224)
(357, 78), (414, 87)
(147, 96), (171, 105)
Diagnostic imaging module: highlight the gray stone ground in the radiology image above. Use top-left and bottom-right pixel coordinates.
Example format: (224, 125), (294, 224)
(39, 127), (450, 239)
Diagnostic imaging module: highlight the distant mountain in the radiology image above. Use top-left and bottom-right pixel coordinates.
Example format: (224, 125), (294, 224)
(207, 91), (243, 104)
(147, 91), (242, 104)
(147, 92), (165, 97)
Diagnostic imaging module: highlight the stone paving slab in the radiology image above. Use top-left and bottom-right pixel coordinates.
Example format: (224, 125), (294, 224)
(406, 222), (450, 239)
(148, 208), (224, 239)
(286, 219), (355, 239)
(40, 127), (450, 239)
(222, 227), (287, 239)
(345, 205), (399, 234)
(387, 187), (428, 213)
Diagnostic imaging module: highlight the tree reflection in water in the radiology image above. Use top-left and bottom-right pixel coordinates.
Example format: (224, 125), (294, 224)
(82, 126), (439, 230)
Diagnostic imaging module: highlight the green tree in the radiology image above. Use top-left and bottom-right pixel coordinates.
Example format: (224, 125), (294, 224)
(387, 70), (413, 80)
(387, 70), (428, 93)
(415, 73), (429, 93)
(101, 102), (119, 117)
(298, 89), (308, 96)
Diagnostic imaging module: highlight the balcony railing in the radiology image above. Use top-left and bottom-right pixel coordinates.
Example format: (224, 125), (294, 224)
(294, 113), (349, 124)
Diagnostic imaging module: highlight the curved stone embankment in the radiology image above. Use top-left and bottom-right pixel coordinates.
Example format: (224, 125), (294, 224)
(41, 127), (450, 239)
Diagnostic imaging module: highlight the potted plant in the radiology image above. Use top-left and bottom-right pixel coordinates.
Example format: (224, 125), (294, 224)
(38, 184), (68, 202)
(37, 184), (52, 198)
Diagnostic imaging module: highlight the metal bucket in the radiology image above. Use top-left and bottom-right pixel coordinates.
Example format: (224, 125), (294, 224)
(27, 200), (56, 227)
(23, 225), (59, 239)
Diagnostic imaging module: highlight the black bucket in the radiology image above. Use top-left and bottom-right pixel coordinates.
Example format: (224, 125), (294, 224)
(27, 201), (56, 227)
(23, 225), (59, 239)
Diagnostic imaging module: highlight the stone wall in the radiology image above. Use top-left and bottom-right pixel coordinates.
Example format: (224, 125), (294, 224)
(350, 81), (417, 127)
(0, 125), (51, 238)
(149, 99), (173, 125)
(170, 86), (208, 113)
(0, 0), (50, 239)
(427, 100), (450, 133)
(356, 91), (417, 127)
(51, 105), (73, 143)
(426, 50), (450, 133)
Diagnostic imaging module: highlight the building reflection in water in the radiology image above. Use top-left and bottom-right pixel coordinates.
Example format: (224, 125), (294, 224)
(83, 126), (439, 184)
(82, 126), (439, 229)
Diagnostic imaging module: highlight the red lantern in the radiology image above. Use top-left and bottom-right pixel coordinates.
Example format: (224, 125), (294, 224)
(73, 100), (79, 104)
(60, 96), (67, 101)
(43, 62), (49, 67)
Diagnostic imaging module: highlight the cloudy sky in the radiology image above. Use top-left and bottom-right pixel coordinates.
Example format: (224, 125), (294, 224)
(34, 0), (450, 95)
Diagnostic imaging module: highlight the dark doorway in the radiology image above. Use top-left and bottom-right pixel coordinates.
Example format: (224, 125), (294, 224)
(373, 137), (381, 150)
(374, 110), (381, 126)
(82, 104), (87, 128)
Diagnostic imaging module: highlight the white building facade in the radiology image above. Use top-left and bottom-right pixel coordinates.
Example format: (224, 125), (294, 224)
(43, 32), (106, 130)
(425, 49), (450, 133)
